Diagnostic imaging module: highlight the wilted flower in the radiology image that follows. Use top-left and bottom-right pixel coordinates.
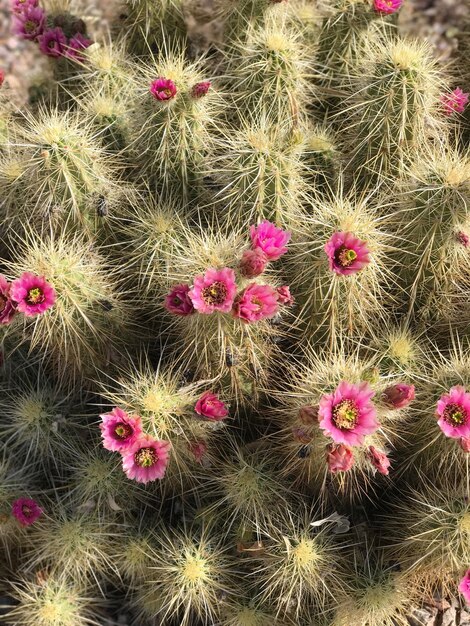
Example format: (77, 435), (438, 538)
(191, 81), (211, 98)
(436, 386), (470, 439)
(327, 444), (354, 473)
(292, 427), (313, 444)
(373, 0), (402, 14)
(456, 231), (470, 248)
(367, 446), (390, 475)
(382, 383), (415, 409)
(324, 231), (371, 275)
(122, 435), (171, 483)
(99, 407), (143, 452)
(164, 284), (195, 316)
(0, 276), (16, 325)
(188, 440), (207, 464)
(10, 272), (56, 316)
(65, 32), (92, 60)
(189, 267), (237, 314)
(150, 77), (177, 101)
(276, 285), (294, 306)
(12, 6), (45, 40)
(250, 220), (291, 261)
(239, 249), (268, 278)
(298, 405), (319, 424)
(441, 88), (469, 116)
(12, 498), (42, 526)
(233, 283), (279, 323)
(459, 570), (470, 605)
(38, 27), (67, 57)
(195, 391), (228, 421)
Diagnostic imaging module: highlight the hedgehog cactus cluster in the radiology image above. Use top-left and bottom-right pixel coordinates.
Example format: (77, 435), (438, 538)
(0, 0), (469, 624)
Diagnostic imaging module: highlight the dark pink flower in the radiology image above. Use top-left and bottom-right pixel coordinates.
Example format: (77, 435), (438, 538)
(367, 446), (391, 475)
(319, 381), (379, 446)
(12, 498), (42, 526)
(276, 285), (294, 306)
(436, 386), (470, 439)
(239, 249), (268, 278)
(188, 440), (207, 464)
(373, 0), (402, 14)
(327, 444), (354, 473)
(457, 231), (470, 248)
(250, 220), (291, 261)
(0, 70), (4, 87)
(324, 231), (371, 275)
(38, 27), (67, 57)
(121, 435), (171, 483)
(298, 405), (319, 424)
(150, 77), (177, 101)
(12, 6), (45, 40)
(191, 81), (211, 98)
(11, 0), (38, 13)
(188, 267), (237, 314)
(99, 407), (143, 452)
(164, 284), (195, 316)
(233, 283), (279, 323)
(65, 33), (92, 61)
(459, 570), (470, 605)
(195, 391), (228, 421)
(10, 272), (56, 316)
(382, 383), (415, 409)
(0, 276), (16, 325)
(460, 438), (470, 453)
(441, 88), (469, 116)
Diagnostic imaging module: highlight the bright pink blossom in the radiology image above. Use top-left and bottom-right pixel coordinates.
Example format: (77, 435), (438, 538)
(459, 570), (470, 605)
(367, 446), (390, 475)
(250, 220), (291, 261)
(276, 285), (294, 306)
(233, 283), (279, 323)
(436, 386), (470, 439)
(325, 231), (371, 275)
(10, 272), (56, 316)
(327, 444), (354, 473)
(0, 276), (16, 325)
(122, 435), (171, 483)
(164, 284), (195, 316)
(441, 88), (469, 116)
(99, 407), (143, 452)
(382, 383), (415, 409)
(195, 391), (228, 421)
(150, 77), (177, 101)
(239, 249), (268, 278)
(12, 498), (42, 526)
(38, 27), (67, 57)
(319, 381), (379, 446)
(188, 267), (237, 314)
(65, 33), (92, 60)
(191, 81), (211, 98)
(12, 6), (45, 40)
(373, 0), (402, 14)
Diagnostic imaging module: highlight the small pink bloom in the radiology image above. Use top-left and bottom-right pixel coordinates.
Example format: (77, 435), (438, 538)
(122, 435), (171, 484)
(319, 381), (379, 446)
(298, 405), (319, 424)
(0, 70), (4, 87)
(441, 88), (469, 116)
(367, 446), (391, 475)
(373, 0), (402, 14)
(38, 27), (67, 57)
(459, 570), (470, 605)
(10, 272), (56, 316)
(11, 0), (38, 13)
(233, 283), (279, 323)
(0, 276), (16, 325)
(276, 285), (294, 306)
(65, 33), (92, 61)
(188, 440), (207, 464)
(99, 407), (143, 452)
(12, 498), (42, 526)
(188, 267), (237, 314)
(239, 249), (268, 278)
(327, 444), (354, 473)
(457, 231), (470, 248)
(324, 231), (371, 275)
(436, 386), (470, 439)
(195, 391), (228, 421)
(382, 383), (415, 409)
(191, 81), (211, 98)
(150, 77), (177, 101)
(12, 6), (45, 40)
(460, 438), (470, 453)
(250, 220), (291, 261)
(164, 284), (195, 316)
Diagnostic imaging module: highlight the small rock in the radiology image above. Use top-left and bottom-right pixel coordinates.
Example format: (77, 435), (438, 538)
(407, 607), (437, 626)
(441, 607), (456, 626)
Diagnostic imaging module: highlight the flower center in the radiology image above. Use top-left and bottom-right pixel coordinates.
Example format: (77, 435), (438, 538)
(25, 20), (37, 33)
(26, 287), (45, 305)
(443, 403), (468, 426)
(134, 447), (157, 468)
(202, 281), (227, 306)
(251, 297), (263, 312)
(114, 422), (133, 440)
(335, 246), (358, 268)
(332, 400), (359, 430)
(21, 505), (32, 518)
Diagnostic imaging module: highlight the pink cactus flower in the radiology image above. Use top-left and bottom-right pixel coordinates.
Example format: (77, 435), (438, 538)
(459, 570), (470, 605)
(319, 381), (379, 446)
(12, 6), (45, 40)
(460, 438), (470, 453)
(12, 498), (42, 526)
(250, 220), (291, 261)
(239, 249), (268, 278)
(191, 81), (211, 98)
(122, 435), (171, 483)
(457, 231), (470, 248)
(367, 446), (391, 475)
(164, 284), (195, 316)
(436, 386), (470, 439)
(65, 33), (92, 60)
(195, 391), (228, 421)
(276, 285), (294, 306)
(325, 231), (371, 275)
(10, 272), (56, 316)
(99, 407), (143, 452)
(327, 444), (354, 473)
(0, 276), (16, 325)
(298, 405), (319, 424)
(188, 440), (207, 464)
(38, 27), (67, 57)
(373, 0), (402, 14)
(150, 77), (177, 101)
(188, 267), (237, 314)
(382, 383), (415, 409)
(233, 283), (279, 323)
(11, 0), (39, 13)
(441, 88), (469, 116)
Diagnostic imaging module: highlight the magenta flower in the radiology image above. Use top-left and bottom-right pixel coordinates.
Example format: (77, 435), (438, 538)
(382, 383), (415, 409)
(12, 6), (45, 40)
(367, 446), (390, 476)
(10, 272), (56, 316)
(459, 570), (470, 605)
(38, 27), (67, 57)
(457, 231), (470, 248)
(188, 267), (237, 314)
(122, 435), (171, 483)
(319, 381), (379, 446)
(195, 391), (228, 421)
(191, 81), (211, 98)
(298, 405), (319, 424)
(12, 498), (42, 526)
(99, 407), (143, 452)
(11, 0), (39, 12)
(188, 440), (207, 464)
(0, 276), (16, 325)
(460, 438), (470, 453)
(373, 0), (402, 14)
(250, 220), (291, 261)
(324, 231), (371, 275)
(436, 386), (470, 439)
(233, 283), (279, 323)
(239, 249), (268, 278)
(276, 285), (294, 306)
(327, 444), (354, 473)
(150, 77), (177, 101)
(164, 284), (195, 316)
(441, 88), (469, 116)
(65, 33), (92, 61)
